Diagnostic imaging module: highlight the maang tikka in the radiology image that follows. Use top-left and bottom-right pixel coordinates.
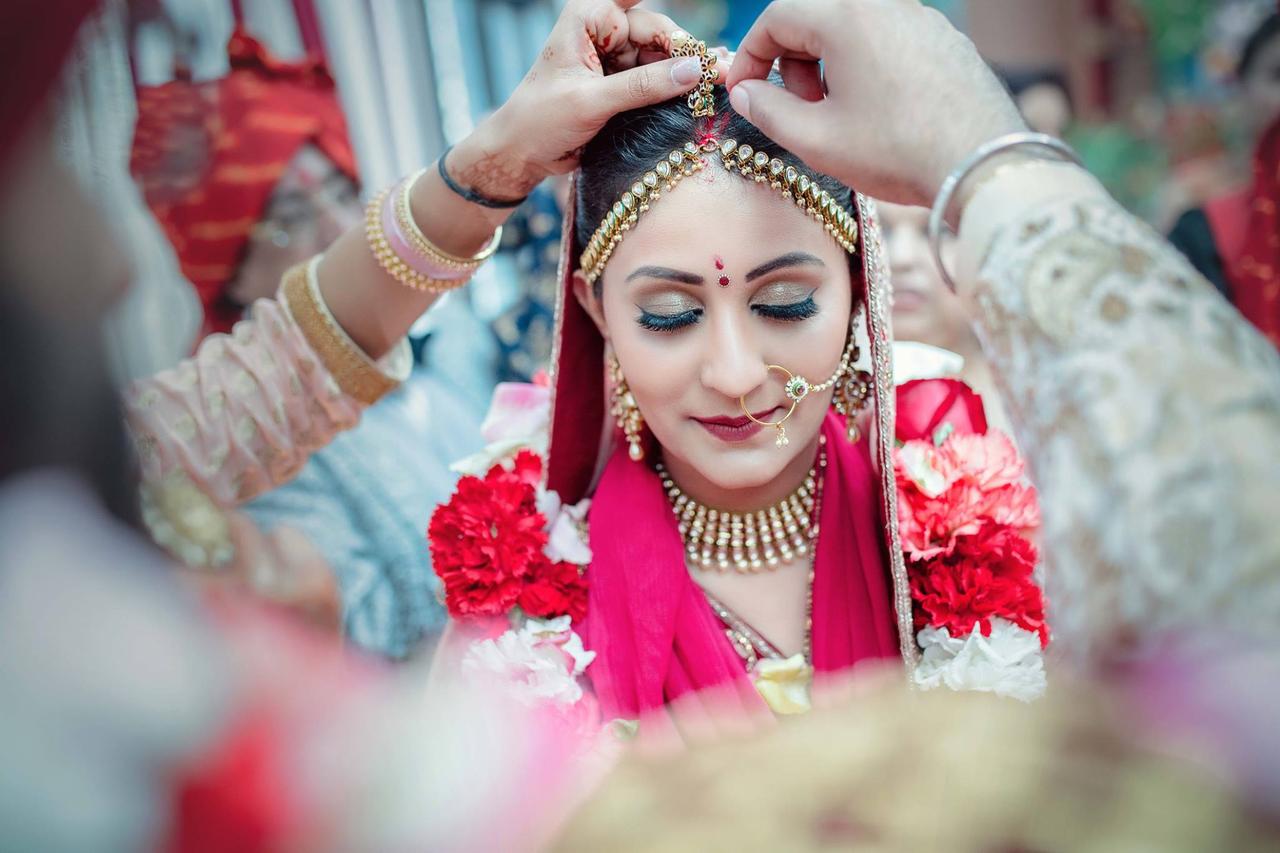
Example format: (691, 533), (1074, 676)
(607, 351), (645, 462)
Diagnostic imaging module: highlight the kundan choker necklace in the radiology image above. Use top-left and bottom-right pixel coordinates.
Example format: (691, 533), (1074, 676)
(658, 437), (826, 573)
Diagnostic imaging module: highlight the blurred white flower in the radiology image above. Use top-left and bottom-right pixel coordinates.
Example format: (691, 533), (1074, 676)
(462, 617), (596, 707)
(913, 618), (1046, 702)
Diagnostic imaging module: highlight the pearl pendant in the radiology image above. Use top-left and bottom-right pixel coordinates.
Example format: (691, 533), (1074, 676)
(775, 426), (789, 448)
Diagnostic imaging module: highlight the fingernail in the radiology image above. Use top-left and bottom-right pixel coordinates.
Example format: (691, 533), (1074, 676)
(671, 57), (702, 86)
(729, 83), (751, 120)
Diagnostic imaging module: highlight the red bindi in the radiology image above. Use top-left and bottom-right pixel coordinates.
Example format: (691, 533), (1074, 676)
(713, 256), (729, 286)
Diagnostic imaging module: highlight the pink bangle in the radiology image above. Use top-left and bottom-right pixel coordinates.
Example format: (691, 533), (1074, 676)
(364, 170), (502, 293)
(379, 183), (471, 282)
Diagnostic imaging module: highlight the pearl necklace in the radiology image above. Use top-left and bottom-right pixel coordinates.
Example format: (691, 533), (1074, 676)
(657, 440), (824, 573)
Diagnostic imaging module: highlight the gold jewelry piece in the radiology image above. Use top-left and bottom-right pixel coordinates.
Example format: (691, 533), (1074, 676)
(579, 139), (858, 284)
(658, 450), (820, 573)
(396, 169), (502, 268)
(716, 139), (859, 253)
(738, 333), (858, 448)
(742, 365), (800, 448)
(607, 351), (645, 462)
(578, 30), (857, 286)
(364, 170), (502, 293)
(580, 141), (710, 284)
(832, 365), (874, 443)
(282, 257), (402, 406)
(365, 187), (469, 292)
(670, 30), (717, 118)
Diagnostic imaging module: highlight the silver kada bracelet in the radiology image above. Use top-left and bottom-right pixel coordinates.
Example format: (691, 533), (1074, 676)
(927, 132), (1083, 293)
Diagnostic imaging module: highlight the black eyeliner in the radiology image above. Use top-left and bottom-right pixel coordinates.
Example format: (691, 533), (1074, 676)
(753, 295), (819, 321)
(637, 308), (701, 332)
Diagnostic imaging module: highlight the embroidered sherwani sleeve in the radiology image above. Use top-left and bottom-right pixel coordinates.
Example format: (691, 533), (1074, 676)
(960, 166), (1280, 663)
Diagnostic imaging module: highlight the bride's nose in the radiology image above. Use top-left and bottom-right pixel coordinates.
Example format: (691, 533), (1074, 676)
(698, 311), (767, 401)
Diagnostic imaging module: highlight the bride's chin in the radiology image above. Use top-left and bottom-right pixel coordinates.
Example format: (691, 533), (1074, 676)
(668, 444), (811, 493)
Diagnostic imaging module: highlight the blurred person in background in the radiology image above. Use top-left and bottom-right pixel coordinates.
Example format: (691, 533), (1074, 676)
(878, 200), (1015, 437)
(1170, 10), (1280, 346)
(131, 27), (361, 339)
(1000, 67), (1074, 139)
(131, 25), (488, 659)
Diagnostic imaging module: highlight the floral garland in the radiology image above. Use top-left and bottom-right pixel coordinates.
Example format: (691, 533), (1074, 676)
(428, 379), (597, 711)
(429, 375), (1050, 712)
(893, 379), (1049, 702)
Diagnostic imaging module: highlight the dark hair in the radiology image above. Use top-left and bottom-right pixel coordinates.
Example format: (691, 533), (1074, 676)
(1240, 12), (1280, 80)
(575, 79), (859, 297)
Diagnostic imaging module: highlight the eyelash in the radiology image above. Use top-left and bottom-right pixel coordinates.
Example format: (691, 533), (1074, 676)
(636, 295), (819, 333)
(754, 295), (819, 321)
(637, 309), (702, 332)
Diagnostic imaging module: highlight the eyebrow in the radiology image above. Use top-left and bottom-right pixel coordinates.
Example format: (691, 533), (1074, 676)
(745, 252), (826, 282)
(625, 266), (704, 285)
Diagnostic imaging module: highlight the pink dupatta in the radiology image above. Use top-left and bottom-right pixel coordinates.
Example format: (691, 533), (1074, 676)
(582, 411), (900, 719)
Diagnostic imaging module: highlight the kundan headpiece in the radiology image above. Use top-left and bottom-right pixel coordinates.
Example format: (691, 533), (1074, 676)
(579, 33), (858, 286)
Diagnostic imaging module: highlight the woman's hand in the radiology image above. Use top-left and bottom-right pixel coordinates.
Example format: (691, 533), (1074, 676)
(447, 0), (716, 202)
(724, 0), (1025, 207)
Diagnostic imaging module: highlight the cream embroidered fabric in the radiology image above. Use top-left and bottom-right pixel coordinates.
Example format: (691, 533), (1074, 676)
(971, 195), (1280, 664)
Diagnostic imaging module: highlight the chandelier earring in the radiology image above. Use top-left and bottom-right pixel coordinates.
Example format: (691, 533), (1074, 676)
(830, 329), (873, 443)
(607, 351), (645, 462)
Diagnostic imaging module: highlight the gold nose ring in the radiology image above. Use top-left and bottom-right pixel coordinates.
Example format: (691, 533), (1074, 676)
(740, 364), (812, 448)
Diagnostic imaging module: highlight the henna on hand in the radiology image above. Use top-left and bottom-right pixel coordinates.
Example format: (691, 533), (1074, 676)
(449, 146), (541, 203)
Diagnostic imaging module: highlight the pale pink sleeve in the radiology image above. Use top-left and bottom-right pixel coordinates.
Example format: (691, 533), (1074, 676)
(125, 297), (410, 507)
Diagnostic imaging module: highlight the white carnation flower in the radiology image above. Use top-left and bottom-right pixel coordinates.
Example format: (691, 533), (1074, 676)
(913, 617), (1046, 702)
(462, 617), (596, 707)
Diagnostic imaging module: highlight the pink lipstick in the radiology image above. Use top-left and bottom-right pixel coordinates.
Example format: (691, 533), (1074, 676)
(693, 407), (780, 443)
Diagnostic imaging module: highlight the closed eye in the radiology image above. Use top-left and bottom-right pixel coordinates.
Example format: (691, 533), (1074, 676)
(752, 295), (819, 321)
(637, 308), (702, 332)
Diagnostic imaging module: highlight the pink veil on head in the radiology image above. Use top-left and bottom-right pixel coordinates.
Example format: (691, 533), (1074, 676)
(544, 170), (917, 720)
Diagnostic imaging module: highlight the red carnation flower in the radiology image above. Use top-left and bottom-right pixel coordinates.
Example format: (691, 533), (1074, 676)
(428, 452), (551, 619)
(895, 431), (1040, 560)
(518, 559), (589, 623)
(908, 522), (1048, 647)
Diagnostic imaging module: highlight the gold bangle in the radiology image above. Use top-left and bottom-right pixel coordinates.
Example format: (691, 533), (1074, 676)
(397, 169), (502, 268)
(365, 188), (475, 293)
(282, 257), (402, 406)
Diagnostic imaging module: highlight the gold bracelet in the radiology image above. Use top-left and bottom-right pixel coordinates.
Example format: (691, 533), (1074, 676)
(365, 187), (476, 293)
(397, 169), (503, 269)
(282, 257), (402, 406)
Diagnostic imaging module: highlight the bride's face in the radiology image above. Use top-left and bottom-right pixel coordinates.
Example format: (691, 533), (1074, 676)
(579, 166), (855, 494)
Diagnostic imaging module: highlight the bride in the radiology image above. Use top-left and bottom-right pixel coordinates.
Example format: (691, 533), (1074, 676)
(426, 38), (1047, 721)
(121, 1), (1048, 723)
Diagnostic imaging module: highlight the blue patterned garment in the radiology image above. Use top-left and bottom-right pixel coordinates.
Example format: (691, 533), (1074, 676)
(245, 300), (492, 659)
